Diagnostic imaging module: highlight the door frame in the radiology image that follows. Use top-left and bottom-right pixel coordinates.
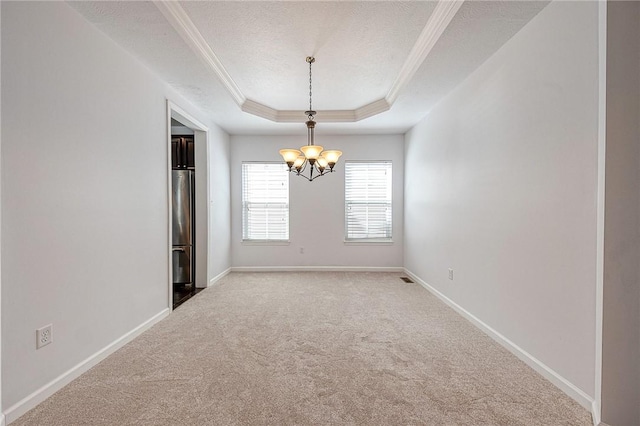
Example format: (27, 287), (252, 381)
(166, 100), (210, 310)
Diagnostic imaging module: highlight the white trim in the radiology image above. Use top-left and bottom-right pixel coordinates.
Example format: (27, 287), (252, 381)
(204, 130), (212, 291)
(591, 400), (601, 426)
(165, 102), (174, 310)
(0, 9), (3, 420)
(386, 0), (465, 104)
(275, 110), (309, 123)
(231, 266), (404, 273)
(277, 110), (357, 123)
(168, 101), (209, 133)
(153, 1), (245, 106)
(153, 1), (461, 124)
(593, 3), (607, 426)
(241, 240), (290, 246)
(208, 267), (231, 287)
(343, 240), (394, 246)
(4, 309), (170, 424)
(404, 268), (596, 413)
(240, 103), (386, 124)
(1, 1), (4, 418)
(241, 99), (278, 121)
(354, 99), (391, 121)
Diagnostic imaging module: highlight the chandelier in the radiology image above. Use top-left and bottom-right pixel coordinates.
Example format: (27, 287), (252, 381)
(279, 57), (342, 181)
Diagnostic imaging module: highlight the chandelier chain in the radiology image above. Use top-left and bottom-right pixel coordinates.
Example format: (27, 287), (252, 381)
(309, 59), (313, 114)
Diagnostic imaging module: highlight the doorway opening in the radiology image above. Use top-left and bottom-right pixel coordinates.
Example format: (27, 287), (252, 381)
(167, 101), (210, 310)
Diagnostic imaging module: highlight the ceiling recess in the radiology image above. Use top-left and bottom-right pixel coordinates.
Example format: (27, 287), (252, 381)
(153, 0), (464, 123)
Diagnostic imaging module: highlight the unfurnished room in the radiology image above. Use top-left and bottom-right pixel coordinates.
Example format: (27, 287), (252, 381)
(1, 1), (639, 425)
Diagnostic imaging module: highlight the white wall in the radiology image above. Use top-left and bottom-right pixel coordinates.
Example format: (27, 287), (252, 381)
(230, 135), (403, 269)
(601, 1), (640, 424)
(404, 0), (598, 405)
(0, 2), (4, 423)
(194, 129), (208, 288)
(208, 125), (231, 280)
(0, 1), (230, 417)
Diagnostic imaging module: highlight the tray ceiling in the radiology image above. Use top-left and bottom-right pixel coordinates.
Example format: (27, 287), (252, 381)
(69, 1), (549, 135)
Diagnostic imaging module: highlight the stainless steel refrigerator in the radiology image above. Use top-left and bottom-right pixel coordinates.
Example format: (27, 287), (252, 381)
(172, 169), (194, 287)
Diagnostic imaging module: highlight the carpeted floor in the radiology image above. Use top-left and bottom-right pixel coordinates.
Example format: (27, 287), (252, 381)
(14, 272), (592, 425)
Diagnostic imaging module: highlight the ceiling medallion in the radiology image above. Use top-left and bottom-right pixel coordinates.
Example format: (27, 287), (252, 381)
(279, 57), (342, 181)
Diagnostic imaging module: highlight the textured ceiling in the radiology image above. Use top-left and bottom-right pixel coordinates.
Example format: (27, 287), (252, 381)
(68, 1), (549, 135)
(182, 1), (436, 111)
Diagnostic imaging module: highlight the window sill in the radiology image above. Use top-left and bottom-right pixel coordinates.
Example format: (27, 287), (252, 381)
(242, 240), (290, 246)
(344, 240), (394, 246)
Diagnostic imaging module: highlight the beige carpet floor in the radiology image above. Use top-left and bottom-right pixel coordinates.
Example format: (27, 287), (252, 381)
(14, 272), (592, 425)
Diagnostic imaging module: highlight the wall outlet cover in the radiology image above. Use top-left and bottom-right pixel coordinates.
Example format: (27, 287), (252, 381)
(36, 324), (53, 349)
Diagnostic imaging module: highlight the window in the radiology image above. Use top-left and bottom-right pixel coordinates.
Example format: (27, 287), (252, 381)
(345, 161), (392, 241)
(242, 162), (289, 241)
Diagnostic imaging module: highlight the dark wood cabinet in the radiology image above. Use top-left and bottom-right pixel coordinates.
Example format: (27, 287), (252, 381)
(171, 136), (195, 169)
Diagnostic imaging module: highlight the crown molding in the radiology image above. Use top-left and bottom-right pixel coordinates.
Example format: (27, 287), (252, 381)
(240, 104), (359, 124)
(278, 110), (358, 123)
(154, 0), (463, 123)
(241, 99), (278, 121)
(386, 0), (464, 105)
(316, 110), (358, 122)
(153, 1), (245, 106)
(275, 110), (311, 123)
(355, 99), (391, 121)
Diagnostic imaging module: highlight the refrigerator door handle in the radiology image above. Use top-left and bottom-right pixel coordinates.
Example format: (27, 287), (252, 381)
(177, 138), (183, 168)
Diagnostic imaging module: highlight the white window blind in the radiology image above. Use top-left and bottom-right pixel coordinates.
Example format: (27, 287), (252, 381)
(345, 161), (392, 241)
(242, 162), (289, 241)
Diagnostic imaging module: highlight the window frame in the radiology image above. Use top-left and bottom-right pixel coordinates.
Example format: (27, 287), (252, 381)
(344, 160), (393, 243)
(241, 161), (290, 243)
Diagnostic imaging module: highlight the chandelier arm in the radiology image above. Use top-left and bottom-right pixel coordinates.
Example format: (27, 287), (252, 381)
(288, 160), (336, 181)
(293, 169), (314, 182)
(308, 168), (333, 181)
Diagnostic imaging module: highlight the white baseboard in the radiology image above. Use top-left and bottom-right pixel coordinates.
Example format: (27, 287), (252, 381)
(4, 308), (171, 424)
(591, 400), (601, 426)
(404, 269), (596, 416)
(230, 266), (404, 273)
(209, 267), (231, 286)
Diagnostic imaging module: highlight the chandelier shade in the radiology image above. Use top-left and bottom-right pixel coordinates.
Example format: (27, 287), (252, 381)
(322, 150), (343, 165)
(279, 57), (342, 181)
(279, 148), (301, 166)
(316, 157), (329, 169)
(300, 145), (323, 161)
(293, 156), (306, 169)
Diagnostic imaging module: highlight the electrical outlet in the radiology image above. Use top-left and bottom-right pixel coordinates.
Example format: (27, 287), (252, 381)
(36, 324), (53, 349)
(448, 268), (454, 280)
(299, 247), (304, 254)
